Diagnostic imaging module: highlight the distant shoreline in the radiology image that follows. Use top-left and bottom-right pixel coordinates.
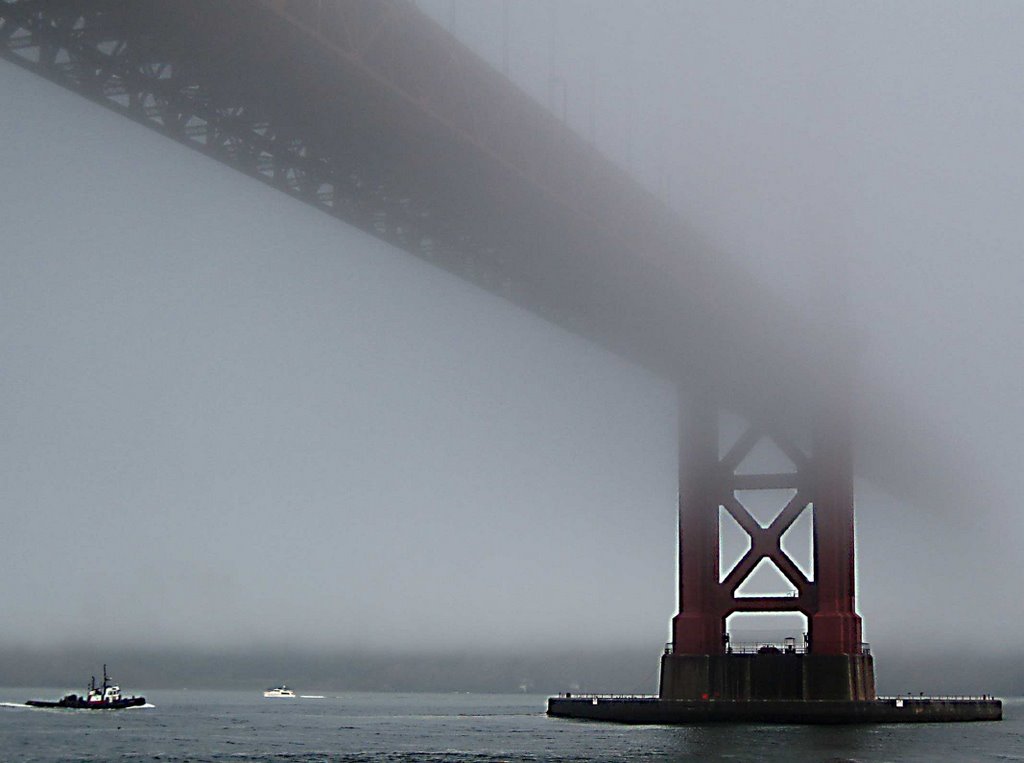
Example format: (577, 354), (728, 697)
(0, 645), (1019, 697)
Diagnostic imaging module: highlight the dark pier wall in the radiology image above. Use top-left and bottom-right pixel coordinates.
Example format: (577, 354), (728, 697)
(547, 696), (1002, 724)
(660, 653), (875, 701)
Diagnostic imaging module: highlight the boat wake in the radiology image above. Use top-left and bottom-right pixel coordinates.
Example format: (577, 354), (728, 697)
(300, 695), (325, 699)
(0, 702), (28, 709)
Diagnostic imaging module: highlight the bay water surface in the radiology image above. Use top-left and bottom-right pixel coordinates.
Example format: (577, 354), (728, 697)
(0, 689), (1020, 761)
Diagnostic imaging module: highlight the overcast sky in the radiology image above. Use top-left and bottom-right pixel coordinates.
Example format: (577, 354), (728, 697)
(1, 1), (1021, 658)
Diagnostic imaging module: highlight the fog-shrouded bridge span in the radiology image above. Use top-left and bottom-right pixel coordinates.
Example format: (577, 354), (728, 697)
(1, 0), (985, 712)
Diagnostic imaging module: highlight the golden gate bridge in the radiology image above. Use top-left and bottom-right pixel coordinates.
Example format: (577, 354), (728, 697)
(0, 0), (999, 721)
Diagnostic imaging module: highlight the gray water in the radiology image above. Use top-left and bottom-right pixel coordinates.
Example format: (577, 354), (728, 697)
(0, 689), (1020, 761)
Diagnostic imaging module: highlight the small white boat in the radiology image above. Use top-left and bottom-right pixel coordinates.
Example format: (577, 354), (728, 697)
(263, 685), (296, 698)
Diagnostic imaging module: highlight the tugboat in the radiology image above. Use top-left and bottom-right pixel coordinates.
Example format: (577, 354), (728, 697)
(26, 665), (145, 709)
(263, 685), (296, 698)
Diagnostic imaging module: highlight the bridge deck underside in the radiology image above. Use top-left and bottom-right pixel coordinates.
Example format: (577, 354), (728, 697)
(0, 0), (831, 425)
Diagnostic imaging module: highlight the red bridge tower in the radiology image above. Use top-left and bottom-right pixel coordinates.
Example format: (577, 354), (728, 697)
(661, 391), (875, 701)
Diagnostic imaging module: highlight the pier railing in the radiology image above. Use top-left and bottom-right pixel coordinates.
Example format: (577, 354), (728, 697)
(555, 693), (998, 702)
(877, 695), (998, 702)
(555, 693), (658, 700)
(663, 641), (872, 656)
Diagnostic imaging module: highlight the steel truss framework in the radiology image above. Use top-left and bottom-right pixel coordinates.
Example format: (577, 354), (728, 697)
(716, 425), (814, 616)
(0, 0), (513, 304)
(0, 0), (646, 356)
(0, 0), (839, 420)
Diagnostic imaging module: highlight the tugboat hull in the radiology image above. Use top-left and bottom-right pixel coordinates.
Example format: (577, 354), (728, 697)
(25, 665), (145, 709)
(26, 696), (146, 709)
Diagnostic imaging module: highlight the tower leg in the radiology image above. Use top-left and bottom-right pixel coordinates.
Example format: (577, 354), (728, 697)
(809, 412), (863, 656)
(671, 392), (724, 655)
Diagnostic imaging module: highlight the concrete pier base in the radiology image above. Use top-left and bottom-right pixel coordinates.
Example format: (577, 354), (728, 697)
(659, 652), (876, 701)
(547, 696), (1003, 724)
(548, 650), (1001, 724)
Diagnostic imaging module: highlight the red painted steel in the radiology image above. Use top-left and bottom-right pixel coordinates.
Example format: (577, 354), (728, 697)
(672, 390), (864, 656)
(809, 405), (863, 655)
(674, 401), (722, 654)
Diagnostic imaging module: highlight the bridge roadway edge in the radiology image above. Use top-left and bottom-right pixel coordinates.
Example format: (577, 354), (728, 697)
(546, 696), (1003, 725)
